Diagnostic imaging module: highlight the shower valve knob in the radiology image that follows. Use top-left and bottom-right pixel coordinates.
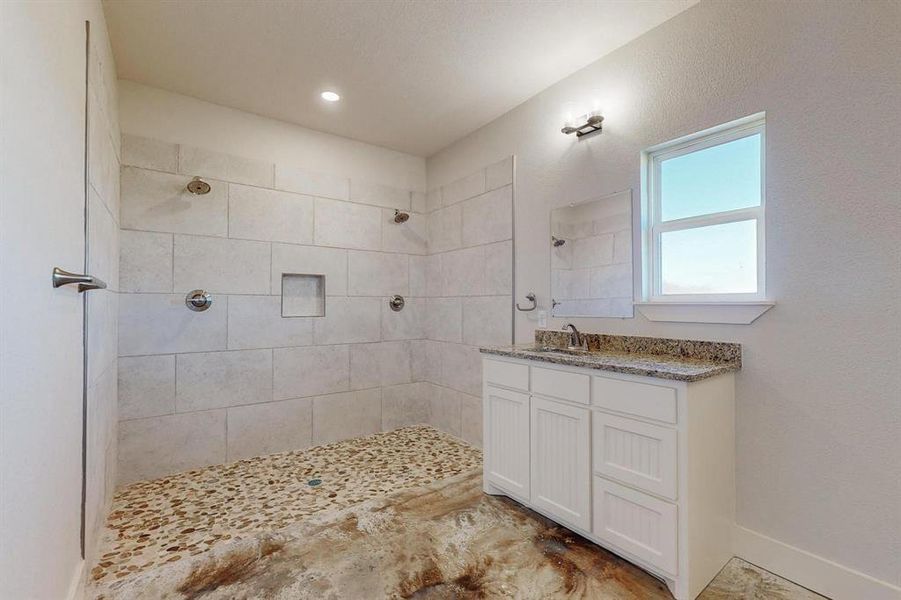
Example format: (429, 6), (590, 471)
(388, 295), (405, 312)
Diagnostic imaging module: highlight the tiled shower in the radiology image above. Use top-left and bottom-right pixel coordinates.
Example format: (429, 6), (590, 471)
(115, 136), (513, 484)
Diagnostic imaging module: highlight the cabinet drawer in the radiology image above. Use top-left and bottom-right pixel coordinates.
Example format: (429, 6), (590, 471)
(483, 359), (529, 391)
(531, 366), (590, 405)
(592, 412), (677, 500)
(592, 376), (677, 424)
(593, 476), (677, 575)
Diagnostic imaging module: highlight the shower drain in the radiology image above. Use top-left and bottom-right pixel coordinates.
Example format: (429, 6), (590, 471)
(307, 479), (322, 487)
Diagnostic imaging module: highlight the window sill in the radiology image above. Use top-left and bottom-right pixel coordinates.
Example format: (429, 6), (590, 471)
(634, 301), (774, 324)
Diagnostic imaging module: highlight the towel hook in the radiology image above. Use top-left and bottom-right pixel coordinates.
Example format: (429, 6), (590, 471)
(516, 292), (537, 312)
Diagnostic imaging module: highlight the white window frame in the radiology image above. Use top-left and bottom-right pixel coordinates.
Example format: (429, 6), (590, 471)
(639, 113), (766, 304)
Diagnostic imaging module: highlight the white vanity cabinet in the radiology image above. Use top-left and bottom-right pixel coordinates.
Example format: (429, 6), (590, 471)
(482, 354), (736, 600)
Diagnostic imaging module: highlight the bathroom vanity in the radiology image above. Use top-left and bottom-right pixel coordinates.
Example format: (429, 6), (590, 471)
(481, 332), (741, 600)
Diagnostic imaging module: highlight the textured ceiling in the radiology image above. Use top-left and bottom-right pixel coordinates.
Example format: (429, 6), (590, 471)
(103, 0), (696, 156)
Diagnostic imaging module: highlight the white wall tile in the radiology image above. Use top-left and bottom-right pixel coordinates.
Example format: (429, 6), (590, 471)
(461, 185), (512, 247)
(173, 235), (270, 294)
(348, 251), (408, 296)
(313, 297), (381, 344)
(350, 341), (411, 390)
(312, 389), (381, 445)
(228, 184), (314, 244)
(226, 398), (312, 461)
(460, 393), (483, 447)
(87, 291), (118, 384)
(381, 296), (425, 341)
(410, 340), (441, 383)
(227, 295), (314, 350)
(442, 170), (485, 206)
(89, 187), (120, 291)
(120, 230), (172, 293)
(273, 345), (349, 400)
(120, 166), (227, 236)
(88, 98), (119, 219)
(119, 355), (175, 421)
(441, 246), (484, 296)
(381, 209), (427, 255)
(409, 256), (427, 297)
(485, 156), (513, 191)
(274, 164), (349, 200)
(425, 254), (443, 297)
(411, 191), (427, 214)
(270, 243), (347, 296)
(429, 384), (462, 437)
(552, 268), (590, 300)
(427, 204), (462, 254)
(351, 180), (411, 210)
(426, 188), (442, 213)
(179, 144), (273, 188)
(382, 382), (429, 431)
(588, 263), (633, 299)
(551, 242), (573, 270)
(439, 343), (482, 397)
(572, 234), (614, 269)
(121, 134), (177, 173)
(176, 349), (272, 412)
(484, 240), (513, 295)
(426, 298), (462, 343)
(118, 410), (226, 484)
(314, 197), (381, 250)
(463, 296), (512, 347)
(119, 293), (227, 356)
(613, 230), (632, 264)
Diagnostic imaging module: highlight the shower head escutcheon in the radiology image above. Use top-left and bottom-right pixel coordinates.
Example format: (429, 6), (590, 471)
(186, 176), (211, 195)
(393, 209), (410, 224)
(552, 236), (566, 247)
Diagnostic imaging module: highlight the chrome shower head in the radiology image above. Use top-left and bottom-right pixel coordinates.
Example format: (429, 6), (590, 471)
(393, 209), (410, 224)
(186, 176), (211, 195)
(552, 236), (566, 247)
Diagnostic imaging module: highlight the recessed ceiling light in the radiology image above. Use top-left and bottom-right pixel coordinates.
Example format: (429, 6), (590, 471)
(321, 91), (340, 102)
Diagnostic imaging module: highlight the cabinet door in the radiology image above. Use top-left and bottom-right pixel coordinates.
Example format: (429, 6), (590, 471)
(484, 385), (530, 500)
(530, 396), (591, 531)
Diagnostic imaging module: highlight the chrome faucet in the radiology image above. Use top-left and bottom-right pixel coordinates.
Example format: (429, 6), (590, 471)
(562, 323), (585, 350)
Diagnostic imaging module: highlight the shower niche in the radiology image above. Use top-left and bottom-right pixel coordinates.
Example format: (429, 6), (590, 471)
(281, 273), (325, 317)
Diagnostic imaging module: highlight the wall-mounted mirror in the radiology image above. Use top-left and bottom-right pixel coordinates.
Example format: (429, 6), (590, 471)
(550, 189), (634, 318)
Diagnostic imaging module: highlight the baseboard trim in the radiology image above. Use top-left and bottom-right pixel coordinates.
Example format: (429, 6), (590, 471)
(734, 525), (900, 600)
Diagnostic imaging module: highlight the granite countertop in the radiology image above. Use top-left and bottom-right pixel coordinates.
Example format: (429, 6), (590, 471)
(480, 331), (741, 382)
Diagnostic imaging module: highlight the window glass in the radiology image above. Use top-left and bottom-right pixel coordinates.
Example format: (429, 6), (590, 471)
(660, 219), (757, 295)
(660, 133), (761, 222)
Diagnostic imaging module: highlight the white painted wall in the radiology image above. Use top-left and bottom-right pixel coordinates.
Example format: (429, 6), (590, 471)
(119, 81), (426, 191)
(1, 1), (119, 598)
(428, 0), (901, 591)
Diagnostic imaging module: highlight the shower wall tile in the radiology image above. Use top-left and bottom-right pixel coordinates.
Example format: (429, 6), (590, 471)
(382, 382), (429, 431)
(122, 134), (177, 173)
(411, 191), (427, 214)
(442, 170), (485, 206)
(351, 180), (411, 210)
(484, 240), (513, 295)
(312, 297), (381, 344)
(426, 298), (462, 343)
(178, 144), (274, 188)
(460, 393), (483, 447)
(571, 234), (614, 269)
(381, 208), (427, 255)
(314, 197), (382, 251)
(120, 230), (173, 293)
(173, 235), (270, 294)
(226, 398), (313, 461)
(380, 296), (425, 341)
(270, 243), (347, 296)
(429, 384), (463, 437)
(613, 230), (632, 264)
(462, 296), (512, 347)
(312, 388), (381, 445)
(86, 290), (118, 384)
(426, 188), (442, 213)
(119, 293), (227, 356)
(588, 263), (633, 299)
(118, 355), (176, 421)
(349, 341), (412, 390)
(89, 187), (121, 291)
(227, 295), (314, 350)
(427, 204), (462, 254)
(408, 256), (427, 297)
(117, 409), (226, 485)
(441, 246), (484, 296)
(175, 349), (273, 412)
(461, 185), (512, 247)
(120, 167), (228, 237)
(228, 184), (314, 244)
(274, 165), (349, 201)
(273, 345), (350, 400)
(424, 254), (443, 297)
(410, 339), (442, 383)
(439, 343), (482, 397)
(486, 156), (513, 191)
(89, 97), (120, 220)
(348, 251), (409, 296)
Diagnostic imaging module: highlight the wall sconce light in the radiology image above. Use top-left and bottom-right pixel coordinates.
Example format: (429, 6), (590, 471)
(561, 111), (604, 137)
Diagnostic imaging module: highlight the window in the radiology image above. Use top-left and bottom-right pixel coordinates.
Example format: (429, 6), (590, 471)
(642, 113), (767, 306)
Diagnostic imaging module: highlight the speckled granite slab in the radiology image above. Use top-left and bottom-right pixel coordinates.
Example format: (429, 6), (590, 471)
(481, 330), (741, 382)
